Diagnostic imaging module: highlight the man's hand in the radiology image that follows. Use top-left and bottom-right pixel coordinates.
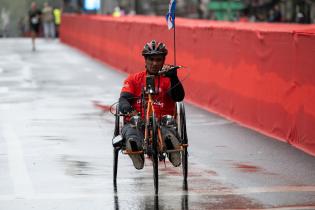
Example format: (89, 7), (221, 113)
(119, 103), (132, 114)
(121, 106), (138, 116)
(161, 64), (179, 78)
(119, 92), (135, 114)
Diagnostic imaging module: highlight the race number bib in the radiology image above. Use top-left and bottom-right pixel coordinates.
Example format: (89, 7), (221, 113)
(31, 16), (39, 24)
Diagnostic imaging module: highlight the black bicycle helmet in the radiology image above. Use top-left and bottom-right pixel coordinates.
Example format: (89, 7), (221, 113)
(142, 40), (168, 56)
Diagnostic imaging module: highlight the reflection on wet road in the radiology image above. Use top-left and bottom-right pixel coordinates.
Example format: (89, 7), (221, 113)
(1, 39), (315, 210)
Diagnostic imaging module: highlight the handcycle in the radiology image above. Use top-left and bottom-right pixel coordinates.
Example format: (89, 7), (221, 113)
(112, 74), (188, 194)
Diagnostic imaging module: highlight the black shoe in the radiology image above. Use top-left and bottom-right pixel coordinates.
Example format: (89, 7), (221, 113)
(126, 138), (144, 170)
(164, 133), (181, 167)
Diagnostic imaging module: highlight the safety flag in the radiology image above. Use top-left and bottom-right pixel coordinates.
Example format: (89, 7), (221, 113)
(166, 0), (176, 30)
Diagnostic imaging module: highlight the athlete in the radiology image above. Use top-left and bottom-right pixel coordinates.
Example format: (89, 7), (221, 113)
(119, 40), (185, 169)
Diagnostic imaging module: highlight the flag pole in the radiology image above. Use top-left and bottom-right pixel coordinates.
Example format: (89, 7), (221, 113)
(173, 12), (176, 66)
(166, 0), (177, 65)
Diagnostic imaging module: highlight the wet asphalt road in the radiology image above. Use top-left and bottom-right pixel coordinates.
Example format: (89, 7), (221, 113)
(0, 38), (315, 210)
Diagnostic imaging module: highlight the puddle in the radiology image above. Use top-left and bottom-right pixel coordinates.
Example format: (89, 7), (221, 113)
(42, 135), (67, 142)
(61, 156), (93, 176)
(233, 162), (263, 173)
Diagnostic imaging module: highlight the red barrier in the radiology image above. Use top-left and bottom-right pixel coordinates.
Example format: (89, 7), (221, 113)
(60, 15), (315, 156)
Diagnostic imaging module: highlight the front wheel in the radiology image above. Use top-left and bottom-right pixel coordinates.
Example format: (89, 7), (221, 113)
(151, 113), (159, 195)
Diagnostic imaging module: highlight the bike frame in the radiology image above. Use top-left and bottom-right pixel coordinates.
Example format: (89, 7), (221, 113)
(144, 93), (164, 152)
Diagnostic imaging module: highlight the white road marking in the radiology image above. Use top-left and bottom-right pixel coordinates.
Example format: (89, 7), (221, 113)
(0, 87), (9, 93)
(2, 123), (35, 198)
(0, 77), (22, 82)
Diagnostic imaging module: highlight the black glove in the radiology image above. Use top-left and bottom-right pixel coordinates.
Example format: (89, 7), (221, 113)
(118, 97), (133, 114)
(119, 92), (135, 114)
(119, 104), (132, 114)
(162, 65), (179, 78)
(164, 68), (177, 78)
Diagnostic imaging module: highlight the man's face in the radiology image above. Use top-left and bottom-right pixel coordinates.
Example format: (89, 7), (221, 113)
(31, 2), (37, 9)
(145, 55), (165, 75)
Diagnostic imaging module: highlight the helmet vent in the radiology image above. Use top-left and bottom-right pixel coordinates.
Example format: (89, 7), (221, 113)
(142, 40), (168, 56)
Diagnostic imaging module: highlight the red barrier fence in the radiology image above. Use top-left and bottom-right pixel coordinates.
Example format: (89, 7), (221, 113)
(60, 15), (315, 156)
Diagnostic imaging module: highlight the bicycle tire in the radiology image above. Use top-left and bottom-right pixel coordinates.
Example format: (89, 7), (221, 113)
(113, 147), (119, 184)
(113, 104), (120, 184)
(113, 105), (120, 138)
(151, 113), (159, 194)
(179, 103), (188, 182)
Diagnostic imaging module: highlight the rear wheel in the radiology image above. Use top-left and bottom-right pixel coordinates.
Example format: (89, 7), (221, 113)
(113, 105), (120, 137)
(151, 113), (159, 195)
(113, 147), (119, 184)
(177, 103), (188, 182)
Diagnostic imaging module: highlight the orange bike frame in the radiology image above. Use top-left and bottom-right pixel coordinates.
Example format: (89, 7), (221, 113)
(144, 94), (164, 151)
